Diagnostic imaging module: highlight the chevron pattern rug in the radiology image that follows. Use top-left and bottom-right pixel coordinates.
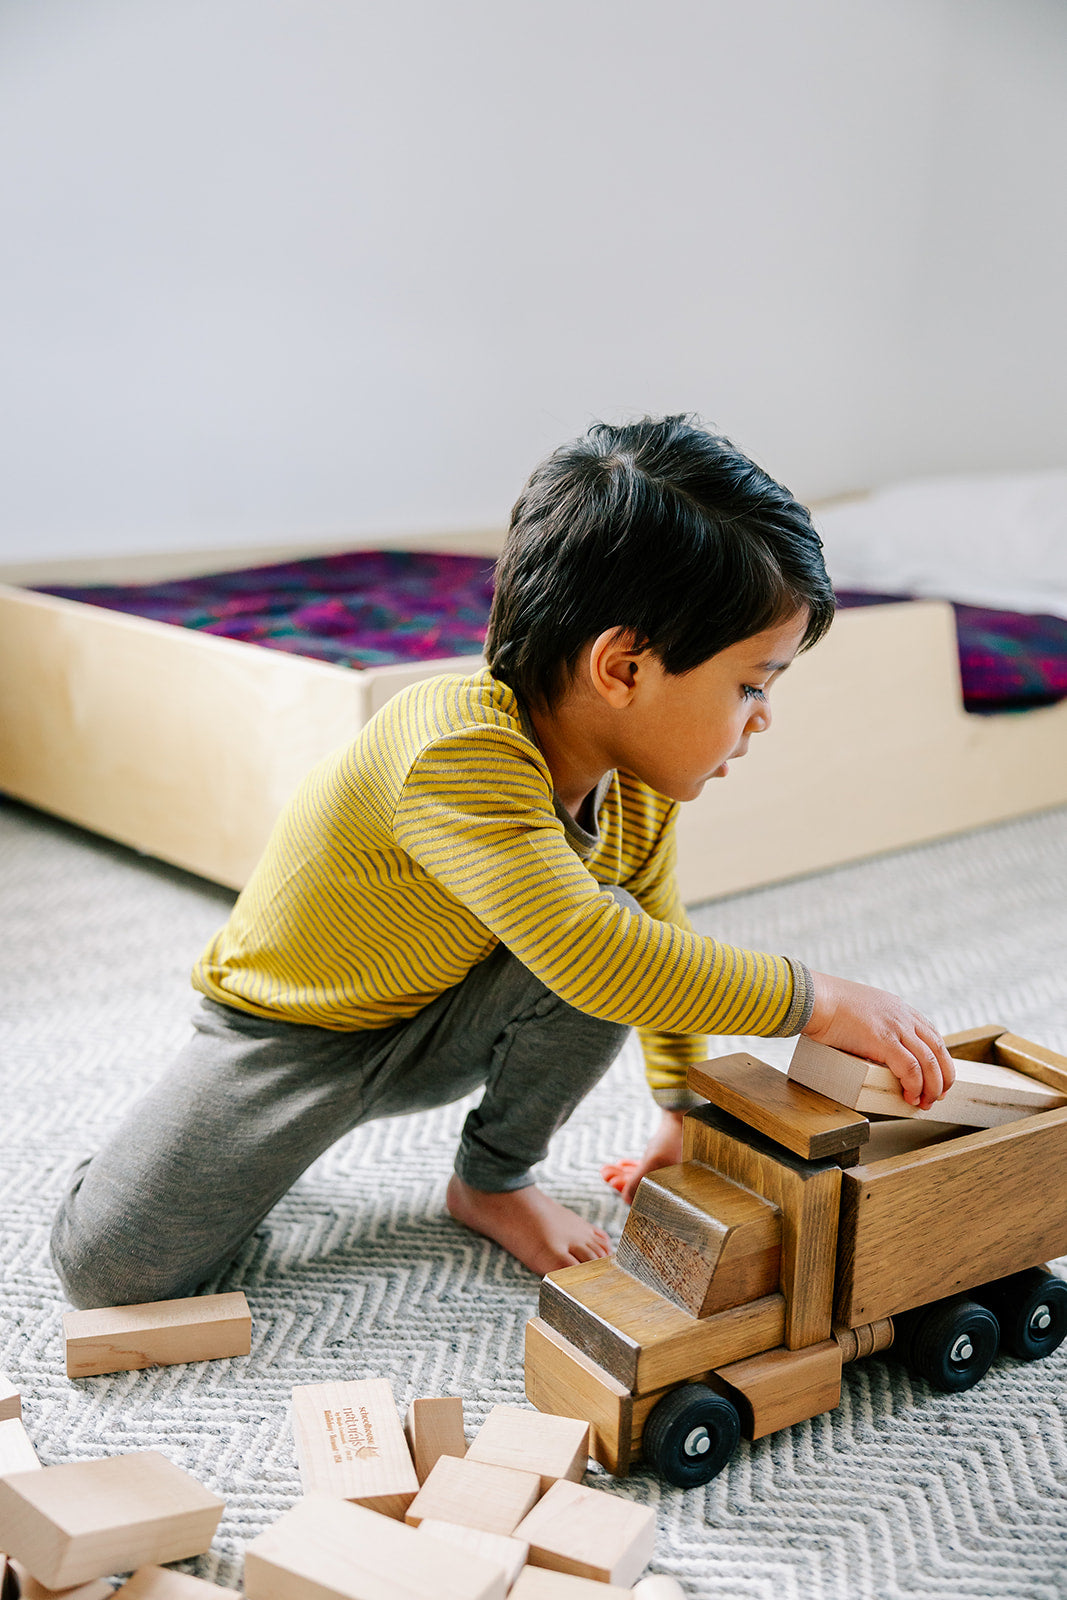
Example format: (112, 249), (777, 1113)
(2, 795), (1066, 1600)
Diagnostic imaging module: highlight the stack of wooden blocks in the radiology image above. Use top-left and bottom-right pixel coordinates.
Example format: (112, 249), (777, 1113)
(786, 1031), (1067, 1136)
(0, 1296), (683, 1600)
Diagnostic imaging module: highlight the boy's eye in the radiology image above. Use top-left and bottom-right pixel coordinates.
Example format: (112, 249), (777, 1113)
(742, 684), (767, 701)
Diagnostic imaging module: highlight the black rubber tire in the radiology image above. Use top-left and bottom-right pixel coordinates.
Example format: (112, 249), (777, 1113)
(972, 1268), (1067, 1361)
(642, 1383), (741, 1488)
(905, 1296), (1000, 1393)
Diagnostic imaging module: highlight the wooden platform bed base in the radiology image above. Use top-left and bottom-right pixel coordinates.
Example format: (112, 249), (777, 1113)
(2, 538), (1066, 901)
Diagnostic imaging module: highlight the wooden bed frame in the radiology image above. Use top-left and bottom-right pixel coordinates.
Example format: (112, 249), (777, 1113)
(2, 535), (1066, 903)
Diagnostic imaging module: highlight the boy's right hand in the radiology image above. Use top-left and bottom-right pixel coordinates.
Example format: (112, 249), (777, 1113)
(802, 970), (955, 1111)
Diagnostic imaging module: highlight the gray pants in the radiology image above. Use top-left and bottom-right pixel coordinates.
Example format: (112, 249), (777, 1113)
(50, 931), (631, 1309)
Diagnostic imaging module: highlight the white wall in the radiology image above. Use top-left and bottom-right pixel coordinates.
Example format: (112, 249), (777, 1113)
(0, 0), (1064, 562)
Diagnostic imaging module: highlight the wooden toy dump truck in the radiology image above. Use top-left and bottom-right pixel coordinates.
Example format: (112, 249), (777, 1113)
(525, 1027), (1067, 1487)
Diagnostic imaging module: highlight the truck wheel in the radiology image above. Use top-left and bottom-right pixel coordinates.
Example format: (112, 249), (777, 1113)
(972, 1268), (1067, 1361)
(906, 1296), (1000, 1393)
(642, 1383), (740, 1488)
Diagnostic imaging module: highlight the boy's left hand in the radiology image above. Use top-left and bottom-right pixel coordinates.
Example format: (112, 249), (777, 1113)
(602, 1108), (685, 1206)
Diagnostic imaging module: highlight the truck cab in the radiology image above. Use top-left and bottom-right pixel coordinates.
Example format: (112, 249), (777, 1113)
(524, 1026), (1067, 1486)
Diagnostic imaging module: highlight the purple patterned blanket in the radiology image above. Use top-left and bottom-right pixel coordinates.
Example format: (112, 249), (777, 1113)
(835, 591), (1067, 713)
(34, 554), (1067, 714)
(37, 549), (496, 670)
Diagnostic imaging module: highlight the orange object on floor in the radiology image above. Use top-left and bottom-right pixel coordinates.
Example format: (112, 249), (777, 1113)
(600, 1160), (639, 1195)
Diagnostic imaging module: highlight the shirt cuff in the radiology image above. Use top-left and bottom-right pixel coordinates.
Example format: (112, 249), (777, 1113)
(771, 958), (816, 1037)
(652, 1086), (706, 1112)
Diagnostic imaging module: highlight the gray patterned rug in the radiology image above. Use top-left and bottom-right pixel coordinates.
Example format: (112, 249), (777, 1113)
(2, 795), (1066, 1600)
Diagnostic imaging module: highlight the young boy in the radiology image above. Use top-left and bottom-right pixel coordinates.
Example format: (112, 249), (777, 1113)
(51, 415), (954, 1309)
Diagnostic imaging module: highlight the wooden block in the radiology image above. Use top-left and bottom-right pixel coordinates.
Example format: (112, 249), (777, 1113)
(63, 1294), (251, 1379)
(417, 1520), (528, 1590)
(862, 1118), (962, 1162)
(0, 1452), (222, 1591)
(0, 1419), (40, 1476)
(994, 1034), (1067, 1097)
(244, 1492), (507, 1600)
(466, 1404), (588, 1495)
(688, 1054), (869, 1160)
(787, 1037), (886, 1107)
(789, 1036), (1066, 1127)
(291, 1378), (418, 1519)
(540, 1257), (784, 1393)
(404, 1454), (541, 1537)
(8, 1558), (115, 1599)
(683, 1103), (842, 1351)
(0, 1378), (19, 1425)
(713, 1337), (842, 1439)
(514, 1478), (656, 1587)
(888, 1055), (1067, 1123)
(836, 1104), (1067, 1325)
(618, 1162), (781, 1317)
(524, 1319), (634, 1478)
(404, 1397), (467, 1486)
(509, 1570), (632, 1600)
(944, 1025), (1006, 1062)
(115, 1566), (231, 1596)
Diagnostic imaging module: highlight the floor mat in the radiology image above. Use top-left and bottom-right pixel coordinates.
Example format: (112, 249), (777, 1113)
(2, 797), (1066, 1598)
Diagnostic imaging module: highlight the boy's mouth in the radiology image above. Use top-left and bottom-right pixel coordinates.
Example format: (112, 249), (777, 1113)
(713, 747), (747, 778)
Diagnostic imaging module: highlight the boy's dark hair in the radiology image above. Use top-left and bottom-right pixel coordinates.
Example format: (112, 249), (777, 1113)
(486, 414), (835, 708)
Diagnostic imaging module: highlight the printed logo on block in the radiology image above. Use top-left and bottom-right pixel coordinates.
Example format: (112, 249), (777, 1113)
(324, 1405), (381, 1464)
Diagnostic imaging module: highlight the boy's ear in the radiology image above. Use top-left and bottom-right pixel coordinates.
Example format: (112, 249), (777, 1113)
(588, 628), (645, 706)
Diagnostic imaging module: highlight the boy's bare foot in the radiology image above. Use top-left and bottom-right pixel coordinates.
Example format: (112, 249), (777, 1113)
(445, 1174), (612, 1276)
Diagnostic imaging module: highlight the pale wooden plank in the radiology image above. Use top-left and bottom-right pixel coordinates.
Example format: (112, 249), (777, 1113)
(514, 1479), (655, 1588)
(465, 1405), (588, 1496)
(404, 1398), (467, 1487)
(63, 1294), (250, 1379)
(789, 1036), (1065, 1126)
(291, 1378), (418, 1519)
(509, 1569), (632, 1600)
(416, 1521), (528, 1590)
(115, 1566), (231, 1596)
(0, 1453), (222, 1592)
(0, 1419), (40, 1476)
(8, 1557), (116, 1599)
(244, 1492), (506, 1600)
(404, 1455), (540, 1538)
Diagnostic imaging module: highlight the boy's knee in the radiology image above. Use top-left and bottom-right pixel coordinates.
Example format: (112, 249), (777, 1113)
(50, 1163), (200, 1310)
(51, 1216), (201, 1309)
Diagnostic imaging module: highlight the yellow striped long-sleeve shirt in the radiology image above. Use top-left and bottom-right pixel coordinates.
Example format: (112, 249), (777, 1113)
(193, 670), (813, 1103)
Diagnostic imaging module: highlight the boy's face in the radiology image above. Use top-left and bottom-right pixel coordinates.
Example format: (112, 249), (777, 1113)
(610, 611), (809, 803)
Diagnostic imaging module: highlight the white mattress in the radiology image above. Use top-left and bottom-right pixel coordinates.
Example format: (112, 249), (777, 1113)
(814, 469), (1067, 619)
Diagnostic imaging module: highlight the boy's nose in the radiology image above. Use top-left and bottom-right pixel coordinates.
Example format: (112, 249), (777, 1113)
(747, 703), (772, 734)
